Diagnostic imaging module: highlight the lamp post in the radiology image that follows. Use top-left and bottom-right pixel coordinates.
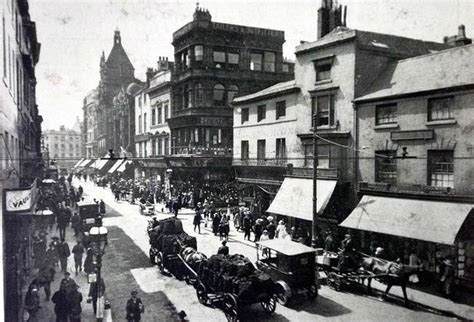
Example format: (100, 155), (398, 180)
(89, 218), (108, 322)
(312, 111), (319, 248)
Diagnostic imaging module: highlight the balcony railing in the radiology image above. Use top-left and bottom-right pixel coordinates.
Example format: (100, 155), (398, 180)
(172, 146), (232, 156)
(232, 159), (289, 167)
(359, 181), (473, 197)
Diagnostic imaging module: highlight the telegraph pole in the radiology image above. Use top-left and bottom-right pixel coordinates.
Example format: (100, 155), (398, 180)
(311, 111), (318, 248)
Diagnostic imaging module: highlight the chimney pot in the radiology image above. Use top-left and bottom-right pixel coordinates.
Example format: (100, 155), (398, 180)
(458, 24), (466, 38)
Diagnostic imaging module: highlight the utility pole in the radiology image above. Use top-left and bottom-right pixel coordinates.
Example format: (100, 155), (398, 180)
(311, 111), (318, 248)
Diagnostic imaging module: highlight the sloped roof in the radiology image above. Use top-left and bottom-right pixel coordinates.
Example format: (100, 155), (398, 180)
(355, 44), (474, 102)
(296, 27), (448, 58)
(232, 80), (299, 105)
(106, 42), (134, 70)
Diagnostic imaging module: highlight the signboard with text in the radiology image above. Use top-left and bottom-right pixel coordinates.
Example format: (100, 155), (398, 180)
(3, 179), (39, 214)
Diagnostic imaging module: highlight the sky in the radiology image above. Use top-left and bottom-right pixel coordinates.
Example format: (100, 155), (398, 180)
(28, 0), (474, 130)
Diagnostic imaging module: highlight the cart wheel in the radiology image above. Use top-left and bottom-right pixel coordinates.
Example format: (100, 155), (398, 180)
(223, 294), (238, 322)
(309, 285), (318, 299)
(275, 284), (290, 306)
(328, 272), (342, 292)
(261, 296), (276, 314)
(157, 252), (165, 274)
(196, 283), (208, 305)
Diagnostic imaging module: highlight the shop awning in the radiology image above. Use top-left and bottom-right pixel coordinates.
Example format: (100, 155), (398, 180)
(340, 195), (474, 245)
(117, 160), (132, 173)
(79, 159), (92, 167)
(90, 159), (101, 168)
(108, 160), (124, 174)
(96, 159), (109, 170)
(266, 177), (337, 221)
(73, 158), (84, 168)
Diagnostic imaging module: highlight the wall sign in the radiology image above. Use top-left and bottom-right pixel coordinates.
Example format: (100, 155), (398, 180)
(5, 189), (33, 212)
(391, 129), (434, 141)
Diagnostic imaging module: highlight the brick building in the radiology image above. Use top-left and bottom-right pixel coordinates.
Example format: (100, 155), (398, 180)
(168, 6), (293, 183)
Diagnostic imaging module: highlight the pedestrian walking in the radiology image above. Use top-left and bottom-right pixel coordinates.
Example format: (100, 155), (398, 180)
(266, 217), (276, 239)
(69, 286), (83, 322)
(24, 282), (41, 322)
(212, 213), (220, 236)
(217, 240), (229, 256)
(52, 288), (69, 322)
(46, 238), (60, 268)
(276, 220), (288, 239)
(72, 241), (85, 275)
(99, 199), (106, 216)
(57, 239), (71, 272)
(88, 276), (105, 315)
(193, 210), (202, 234)
(83, 248), (95, 275)
(71, 212), (81, 237)
(78, 185), (83, 197)
(219, 214), (229, 241)
(243, 214), (252, 241)
(33, 264), (55, 301)
(114, 190), (120, 202)
(253, 220), (263, 242)
(60, 272), (78, 295)
(57, 207), (71, 240)
(126, 290), (144, 322)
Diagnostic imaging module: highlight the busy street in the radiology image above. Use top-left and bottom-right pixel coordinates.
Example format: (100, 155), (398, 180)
(2, 0), (474, 321)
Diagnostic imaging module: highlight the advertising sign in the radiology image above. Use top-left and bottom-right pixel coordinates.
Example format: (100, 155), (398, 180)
(5, 189), (33, 212)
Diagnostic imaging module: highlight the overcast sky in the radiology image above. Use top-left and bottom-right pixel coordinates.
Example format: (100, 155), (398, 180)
(29, 0), (474, 130)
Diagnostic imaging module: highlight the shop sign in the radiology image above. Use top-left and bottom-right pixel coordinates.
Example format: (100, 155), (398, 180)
(4, 188), (34, 212)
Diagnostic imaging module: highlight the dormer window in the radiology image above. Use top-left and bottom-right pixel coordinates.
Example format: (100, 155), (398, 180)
(314, 55), (334, 82)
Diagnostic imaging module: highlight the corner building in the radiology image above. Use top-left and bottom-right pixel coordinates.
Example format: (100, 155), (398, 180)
(168, 7), (293, 182)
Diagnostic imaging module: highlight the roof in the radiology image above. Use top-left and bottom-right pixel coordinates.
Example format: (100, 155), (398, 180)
(77, 199), (98, 207)
(232, 80), (299, 105)
(355, 44), (474, 102)
(256, 239), (316, 256)
(106, 42), (134, 70)
(340, 195), (474, 245)
(296, 27), (448, 57)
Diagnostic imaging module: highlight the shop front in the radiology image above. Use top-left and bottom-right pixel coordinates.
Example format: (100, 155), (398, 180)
(340, 195), (474, 290)
(266, 176), (338, 245)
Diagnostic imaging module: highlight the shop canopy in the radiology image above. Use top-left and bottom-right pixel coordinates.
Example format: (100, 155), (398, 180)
(340, 195), (474, 245)
(117, 160), (133, 173)
(96, 159), (109, 170)
(72, 158), (84, 168)
(266, 177), (337, 221)
(108, 160), (125, 174)
(79, 159), (92, 167)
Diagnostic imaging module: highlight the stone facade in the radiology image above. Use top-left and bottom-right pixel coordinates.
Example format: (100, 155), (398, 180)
(0, 0), (42, 320)
(83, 88), (99, 158)
(134, 58), (173, 179)
(94, 30), (136, 156)
(167, 6), (293, 181)
(43, 125), (82, 169)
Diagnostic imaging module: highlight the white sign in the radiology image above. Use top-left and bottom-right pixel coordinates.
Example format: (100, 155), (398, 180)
(5, 189), (32, 212)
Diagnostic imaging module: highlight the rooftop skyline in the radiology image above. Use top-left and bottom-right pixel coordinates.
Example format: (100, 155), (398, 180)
(29, 0), (474, 129)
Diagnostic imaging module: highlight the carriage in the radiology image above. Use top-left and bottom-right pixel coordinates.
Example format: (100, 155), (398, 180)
(256, 239), (319, 306)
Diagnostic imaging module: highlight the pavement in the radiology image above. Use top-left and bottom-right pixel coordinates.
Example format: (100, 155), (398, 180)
(73, 178), (469, 321)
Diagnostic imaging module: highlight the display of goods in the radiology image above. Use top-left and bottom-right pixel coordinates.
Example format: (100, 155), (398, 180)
(197, 255), (273, 300)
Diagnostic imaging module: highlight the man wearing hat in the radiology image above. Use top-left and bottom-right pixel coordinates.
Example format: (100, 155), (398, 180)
(60, 271), (78, 295)
(126, 290), (144, 322)
(217, 240), (229, 256)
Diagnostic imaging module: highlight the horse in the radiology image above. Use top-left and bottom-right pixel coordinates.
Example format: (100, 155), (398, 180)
(361, 257), (422, 307)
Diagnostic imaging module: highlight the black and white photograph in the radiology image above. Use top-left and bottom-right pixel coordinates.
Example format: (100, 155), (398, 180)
(1, 0), (473, 321)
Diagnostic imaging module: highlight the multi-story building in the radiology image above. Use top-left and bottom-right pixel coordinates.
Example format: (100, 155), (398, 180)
(83, 88), (99, 158)
(346, 40), (474, 289)
(135, 57), (173, 179)
(233, 1), (451, 234)
(43, 124), (82, 169)
(168, 6), (293, 183)
(0, 0), (42, 320)
(95, 30), (137, 156)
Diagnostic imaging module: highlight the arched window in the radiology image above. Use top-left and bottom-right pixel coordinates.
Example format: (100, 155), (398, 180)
(227, 85), (239, 103)
(213, 84), (225, 105)
(195, 83), (203, 106)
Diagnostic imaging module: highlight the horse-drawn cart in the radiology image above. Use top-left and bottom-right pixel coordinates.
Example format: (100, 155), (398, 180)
(188, 254), (277, 322)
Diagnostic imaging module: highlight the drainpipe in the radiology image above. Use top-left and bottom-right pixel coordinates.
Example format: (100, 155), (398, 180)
(352, 102), (359, 195)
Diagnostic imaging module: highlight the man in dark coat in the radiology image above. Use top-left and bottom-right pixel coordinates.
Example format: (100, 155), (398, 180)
(52, 288), (70, 322)
(88, 276), (106, 314)
(60, 272), (78, 295)
(126, 290), (144, 322)
(243, 214), (252, 241)
(69, 286), (83, 322)
(57, 239), (71, 272)
(217, 241), (229, 256)
(57, 206), (71, 240)
(266, 220), (276, 240)
(72, 241), (85, 275)
(71, 212), (81, 237)
(33, 264), (55, 301)
(99, 200), (106, 216)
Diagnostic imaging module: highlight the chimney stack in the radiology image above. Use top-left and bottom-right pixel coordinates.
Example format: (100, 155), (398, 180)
(443, 24), (472, 47)
(317, 0), (346, 40)
(146, 67), (155, 86)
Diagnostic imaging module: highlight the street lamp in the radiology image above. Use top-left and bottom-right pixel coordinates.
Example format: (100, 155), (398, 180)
(89, 219), (108, 322)
(312, 110), (319, 248)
